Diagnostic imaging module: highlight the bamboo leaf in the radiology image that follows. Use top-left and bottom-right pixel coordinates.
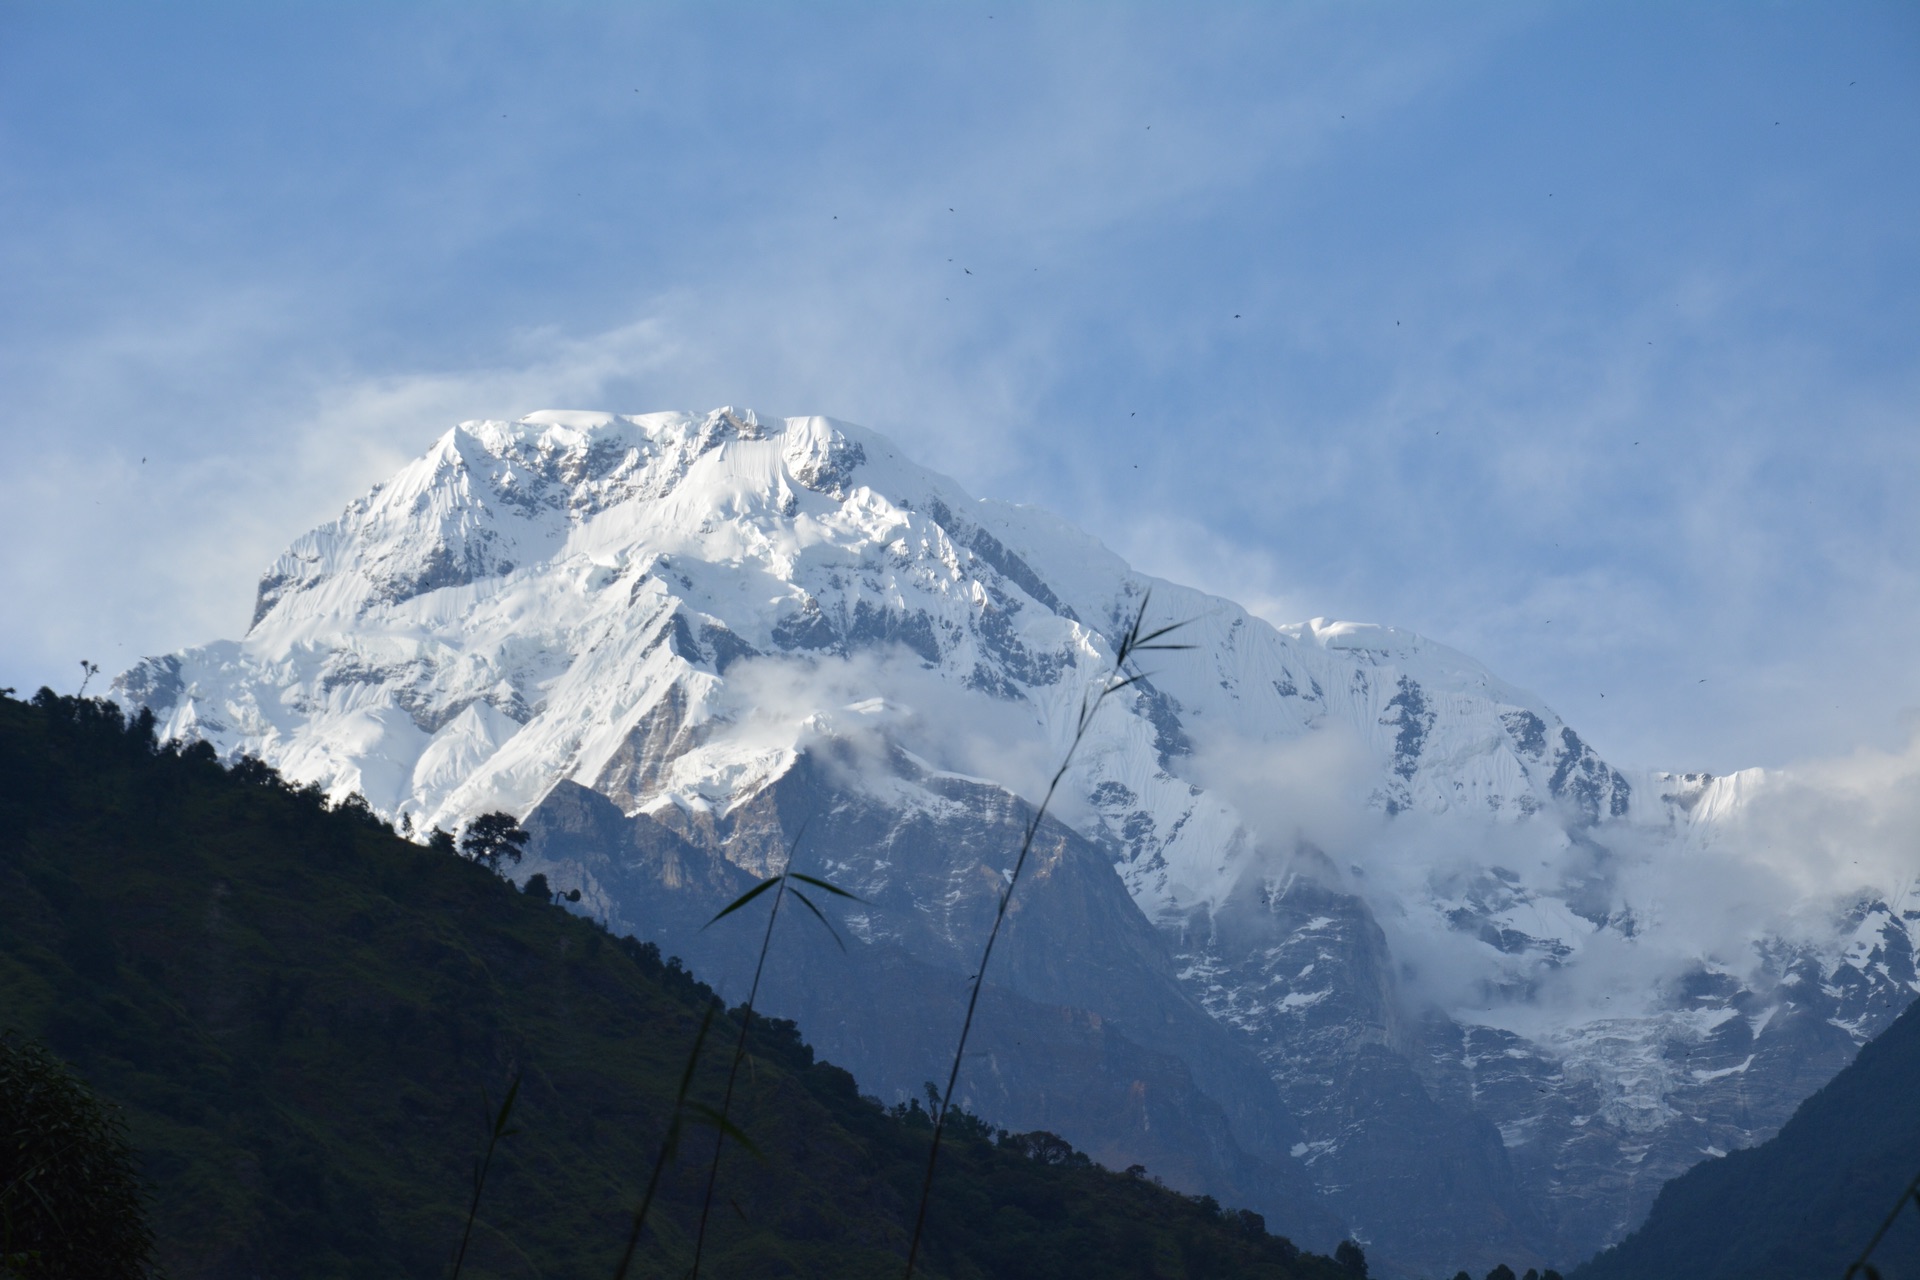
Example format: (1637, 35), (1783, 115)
(491, 1075), (521, 1140)
(1133, 621), (1190, 647)
(789, 889), (847, 951)
(703, 877), (779, 929)
(788, 872), (862, 901)
(687, 1103), (764, 1157)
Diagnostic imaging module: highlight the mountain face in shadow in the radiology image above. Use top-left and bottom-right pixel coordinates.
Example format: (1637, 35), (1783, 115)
(1576, 995), (1920, 1280)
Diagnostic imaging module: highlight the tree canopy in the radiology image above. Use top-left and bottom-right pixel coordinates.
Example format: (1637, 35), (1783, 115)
(0, 1033), (156, 1279)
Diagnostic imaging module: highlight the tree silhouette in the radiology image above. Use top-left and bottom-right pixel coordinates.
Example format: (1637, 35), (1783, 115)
(459, 812), (529, 871)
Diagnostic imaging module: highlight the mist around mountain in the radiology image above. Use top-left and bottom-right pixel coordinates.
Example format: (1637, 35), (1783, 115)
(111, 407), (1920, 1276)
(0, 686), (1361, 1279)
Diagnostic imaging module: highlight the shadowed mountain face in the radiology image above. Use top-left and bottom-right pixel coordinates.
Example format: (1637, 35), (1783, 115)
(115, 408), (1920, 1276)
(524, 762), (1344, 1248)
(1576, 996), (1920, 1280)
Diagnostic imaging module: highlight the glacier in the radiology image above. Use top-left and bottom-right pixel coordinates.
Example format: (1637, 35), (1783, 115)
(114, 407), (1920, 1276)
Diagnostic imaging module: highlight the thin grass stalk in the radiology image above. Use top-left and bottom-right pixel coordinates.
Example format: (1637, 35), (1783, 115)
(688, 822), (810, 1277)
(449, 1071), (520, 1280)
(612, 998), (723, 1280)
(902, 594), (1188, 1278)
(1844, 1166), (1920, 1279)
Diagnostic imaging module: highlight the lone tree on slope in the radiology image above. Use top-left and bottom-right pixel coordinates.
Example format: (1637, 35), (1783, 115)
(460, 812), (529, 872)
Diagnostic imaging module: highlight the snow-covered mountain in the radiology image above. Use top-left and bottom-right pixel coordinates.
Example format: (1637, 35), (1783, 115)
(115, 408), (1920, 1276)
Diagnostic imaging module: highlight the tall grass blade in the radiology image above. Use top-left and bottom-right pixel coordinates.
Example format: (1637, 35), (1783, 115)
(1844, 1166), (1920, 1279)
(690, 820), (862, 1278)
(611, 999), (722, 1280)
(449, 1071), (520, 1280)
(902, 593), (1186, 1278)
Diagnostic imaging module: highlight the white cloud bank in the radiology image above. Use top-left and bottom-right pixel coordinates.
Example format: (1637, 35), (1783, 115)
(1179, 714), (1920, 1031)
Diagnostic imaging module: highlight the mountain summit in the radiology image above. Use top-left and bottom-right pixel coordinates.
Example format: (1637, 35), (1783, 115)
(116, 408), (1919, 1275)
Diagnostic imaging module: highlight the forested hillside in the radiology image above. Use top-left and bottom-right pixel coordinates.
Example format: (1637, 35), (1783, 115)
(0, 689), (1354, 1280)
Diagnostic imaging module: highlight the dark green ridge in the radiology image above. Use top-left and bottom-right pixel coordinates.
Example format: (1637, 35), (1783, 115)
(0, 689), (1357, 1280)
(1575, 981), (1920, 1280)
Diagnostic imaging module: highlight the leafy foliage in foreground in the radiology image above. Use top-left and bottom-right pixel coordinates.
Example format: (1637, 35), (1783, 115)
(0, 1033), (157, 1278)
(0, 689), (1350, 1280)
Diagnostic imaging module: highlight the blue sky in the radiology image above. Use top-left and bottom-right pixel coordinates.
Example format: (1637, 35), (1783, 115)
(2, 1), (1915, 774)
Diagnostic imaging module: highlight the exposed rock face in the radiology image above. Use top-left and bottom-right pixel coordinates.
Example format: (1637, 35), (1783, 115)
(115, 408), (1919, 1276)
(524, 765), (1340, 1246)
